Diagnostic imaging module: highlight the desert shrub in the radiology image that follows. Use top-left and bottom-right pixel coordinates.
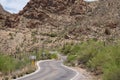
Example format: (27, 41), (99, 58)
(73, 40), (102, 65)
(50, 53), (58, 59)
(87, 45), (108, 71)
(48, 33), (57, 37)
(0, 54), (17, 73)
(105, 28), (111, 35)
(61, 44), (72, 55)
(102, 45), (120, 80)
(66, 55), (76, 66)
(61, 39), (120, 80)
(103, 66), (120, 80)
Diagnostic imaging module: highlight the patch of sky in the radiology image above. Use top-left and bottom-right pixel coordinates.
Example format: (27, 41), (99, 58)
(0, 0), (30, 13)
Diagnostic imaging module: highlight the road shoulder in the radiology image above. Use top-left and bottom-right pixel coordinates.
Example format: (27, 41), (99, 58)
(71, 67), (100, 80)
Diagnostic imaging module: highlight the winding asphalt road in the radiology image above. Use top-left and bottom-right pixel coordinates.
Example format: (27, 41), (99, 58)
(16, 60), (77, 80)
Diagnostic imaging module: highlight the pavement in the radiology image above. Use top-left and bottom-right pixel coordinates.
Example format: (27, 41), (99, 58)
(15, 60), (77, 80)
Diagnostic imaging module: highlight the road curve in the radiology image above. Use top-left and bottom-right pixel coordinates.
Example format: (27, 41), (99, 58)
(15, 60), (77, 80)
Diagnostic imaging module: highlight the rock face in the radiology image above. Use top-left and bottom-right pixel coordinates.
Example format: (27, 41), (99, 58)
(0, 4), (20, 28)
(18, 0), (87, 26)
(0, 4), (9, 15)
(0, 0), (120, 54)
(19, 0), (87, 17)
(0, 4), (8, 27)
(19, 0), (81, 15)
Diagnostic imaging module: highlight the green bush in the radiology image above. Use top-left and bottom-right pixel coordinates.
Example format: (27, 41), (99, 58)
(0, 53), (31, 74)
(61, 44), (72, 55)
(50, 53), (58, 59)
(48, 33), (57, 37)
(0, 54), (17, 73)
(61, 40), (120, 80)
(66, 55), (77, 66)
(103, 62), (120, 80)
(67, 55), (76, 62)
(102, 45), (120, 80)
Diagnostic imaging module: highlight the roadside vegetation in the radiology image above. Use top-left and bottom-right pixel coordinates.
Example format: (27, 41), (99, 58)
(0, 54), (19, 74)
(60, 40), (120, 80)
(0, 49), (58, 79)
(0, 53), (33, 79)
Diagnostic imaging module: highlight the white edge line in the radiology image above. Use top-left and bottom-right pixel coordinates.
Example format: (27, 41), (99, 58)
(13, 60), (52, 80)
(61, 64), (80, 80)
(14, 60), (79, 80)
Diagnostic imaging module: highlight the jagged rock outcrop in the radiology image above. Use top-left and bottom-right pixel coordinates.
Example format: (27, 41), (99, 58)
(19, 0), (77, 14)
(16, 0), (88, 31)
(4, 15), (20, 28)
(0, 4), (9, 28)
(19, 0), (87, 23)
(0, 4), (9, 15)
(0, 4), (20, 28)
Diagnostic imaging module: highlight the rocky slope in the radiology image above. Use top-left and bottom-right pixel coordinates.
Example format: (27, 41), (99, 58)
(0, 0), (120, 54)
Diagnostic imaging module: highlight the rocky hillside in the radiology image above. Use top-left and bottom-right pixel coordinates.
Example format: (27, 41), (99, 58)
(0, 0), (120, 54)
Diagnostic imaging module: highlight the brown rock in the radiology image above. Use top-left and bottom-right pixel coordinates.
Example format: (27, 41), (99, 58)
(70, 1), (87, 15)
(5, 15), (20, 28)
